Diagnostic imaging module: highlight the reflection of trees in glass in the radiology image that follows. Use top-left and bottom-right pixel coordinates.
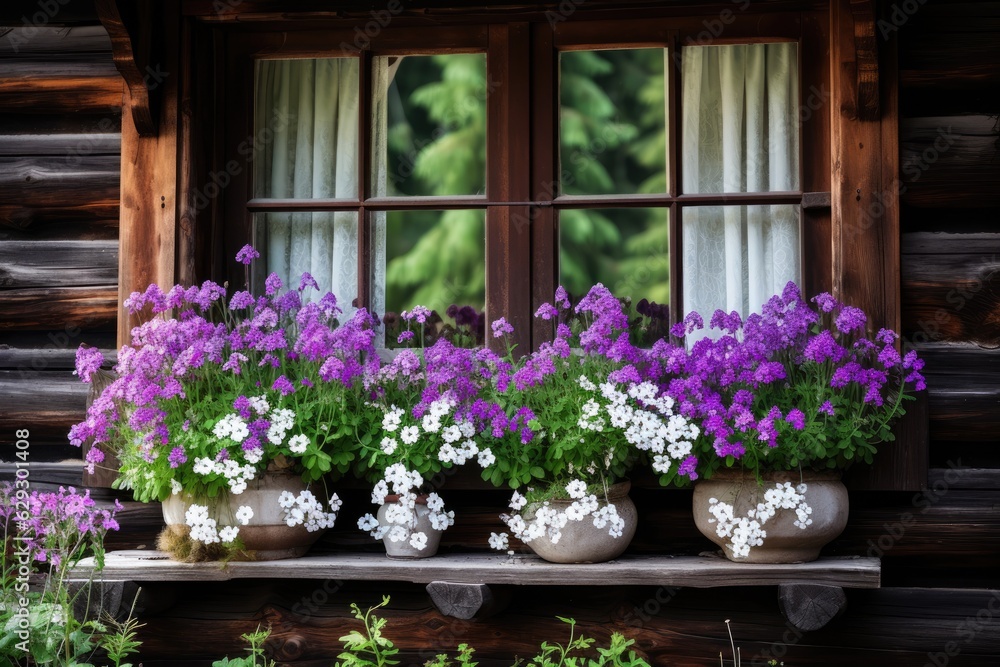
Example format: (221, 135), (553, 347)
(384, 49), (669, 314)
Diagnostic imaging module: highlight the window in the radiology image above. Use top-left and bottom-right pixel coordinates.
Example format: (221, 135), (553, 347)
(217, 14), (829, 350)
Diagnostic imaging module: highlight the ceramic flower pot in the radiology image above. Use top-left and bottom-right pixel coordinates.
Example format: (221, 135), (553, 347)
(523, 481), (638, 564)
(161, 469), (328, 561)
(692, 469), (848, 564)
(376, 494), (444, 559)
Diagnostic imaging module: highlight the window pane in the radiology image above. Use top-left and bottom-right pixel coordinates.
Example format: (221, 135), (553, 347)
(682, 205), (799, 320)
(254, 58), (360, 199)
(559, 48), (668, 196)
(380, 210), (486, 344)
(255, 210), (360, 307)
(374, 54), (488, 197)
(559, 207), (669, 304)
(681, 43), (799, 194)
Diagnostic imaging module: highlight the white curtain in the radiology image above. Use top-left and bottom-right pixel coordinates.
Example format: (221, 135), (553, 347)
(255, 58), (390, 320)
(681, 43), (800, 320)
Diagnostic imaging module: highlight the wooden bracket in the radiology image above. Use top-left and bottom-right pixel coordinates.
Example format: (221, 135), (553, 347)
(849, 0), (879, 121)
(778, 583), (848, 631)
(426, 581), (509, 620)
(95, 0), (159, 136)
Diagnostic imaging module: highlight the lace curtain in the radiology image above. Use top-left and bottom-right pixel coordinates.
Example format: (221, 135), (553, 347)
(681, 43), (800, 319)
(255, 58), (391, 320)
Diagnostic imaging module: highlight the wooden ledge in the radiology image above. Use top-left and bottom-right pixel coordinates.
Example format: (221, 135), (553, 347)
(74, 551), (880, 589)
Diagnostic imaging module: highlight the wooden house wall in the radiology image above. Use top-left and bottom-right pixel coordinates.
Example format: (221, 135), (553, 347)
(0, 5), (121, 466)
(3, 1), (1000, 665)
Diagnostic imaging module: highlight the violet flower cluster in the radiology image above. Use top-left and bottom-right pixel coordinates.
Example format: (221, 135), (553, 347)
(662, 282), (926, 482)
(1, 484), (121, 569)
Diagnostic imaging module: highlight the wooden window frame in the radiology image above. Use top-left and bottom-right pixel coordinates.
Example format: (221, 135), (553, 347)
(201, 8), (830, 355)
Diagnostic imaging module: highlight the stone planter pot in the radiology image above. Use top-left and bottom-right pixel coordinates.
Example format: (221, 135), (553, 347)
(376, 494), (444, 559)
(692, 469), (849, 564)
(524, 480), (638, 564)
(161, 469), (325, 561)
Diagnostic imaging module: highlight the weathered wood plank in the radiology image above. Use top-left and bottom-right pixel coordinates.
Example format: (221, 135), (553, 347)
(928, 467), (1000, 490)
(900, 116), (1000, 209)
(0, 240), (118, 288)
(0, 75), (123, 113)
(0, 155), (119, 209)
(0, 286), (117, 331)
(0, 131), (120, 156)
(0, 344), (115, 370)
(0, 461), (83, 486)
(0, 58), (120, 77)
(0, 369), (88, 442)
(901, 232), (1000, 344)
(71, 551), (881, 588)
(0, 25), (111, 56)
(900, 31), (1000, 89)
(0, 217), (118, 241)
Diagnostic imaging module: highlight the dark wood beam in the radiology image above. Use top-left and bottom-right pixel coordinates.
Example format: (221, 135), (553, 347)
(95, 0), (158, 136)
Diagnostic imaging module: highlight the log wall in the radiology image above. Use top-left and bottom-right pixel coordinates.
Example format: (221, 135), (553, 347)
(0, 16), (121, 461)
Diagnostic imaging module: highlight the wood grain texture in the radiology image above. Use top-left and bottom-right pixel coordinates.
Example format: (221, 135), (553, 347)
(0, 369), (88, 443)
(0, 240), (118, 288)
(0, 286), (117, 331)
(0, 25), (112, 56)
(0, 75), (123, 113)
(0, 155), (120, 211)
(95, 0), (156, 136)
(116, 0), (178, 346)
(72, 551), (881, 588)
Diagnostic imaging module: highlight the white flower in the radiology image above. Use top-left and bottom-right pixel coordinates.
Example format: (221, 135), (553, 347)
(219, 526), (239, 543)
(380, 437), (398, 455)
(426, 493), (445, 512)
(244, 447), (263, 464)
(489, 532), (509, 551)
(477, 447), (496, 467)
(509, 491), (527, 511)
(409, 532), (429, 551)
(400, 425), (419, 445)
(193, 458), (215, 476)
(169, 479), (183, 495)
(565, 479), (588, 500)
(248, 395), (269, 415)
(288, 434), (309, 454)
(441, 425), (462, 444)
(235, 506), (253, 525)
(707, 482), (812, 558)
(358, 514), (380, 532)
(382, 406), (404, 432)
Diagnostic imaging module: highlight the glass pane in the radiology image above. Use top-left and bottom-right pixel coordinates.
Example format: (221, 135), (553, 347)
(681, 43), (800, 194)
(559, 48), (668, 196)
(559, 208), (669, 344)
(374, 54), (488, 197)
(681, 205), (800, 320)
(254, 58), (361, 199)
(255, 210), (360, 307)
(380, 209), (486, 346)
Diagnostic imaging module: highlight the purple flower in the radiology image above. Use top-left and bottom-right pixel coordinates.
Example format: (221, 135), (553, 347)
(298, 272), (320, 292)
(264, 273), (283, 297)
(233, 395), (252, 419)
(535, 303), (558, 320)
(835, 306), (867, 334)
(709, 310), (743, 334)
(804, 330), (846, 364)
(236, 244), (260, 265)
(397, 331), (415, 344)
(167, 447), (187, 468)
(230, 290), (256, 310)
(818, 400), (835, 416)
(491, 317), (514, 338)
(785, 408), (806, 430)
(402, 306), (432, 324)
(811, 292), (837, 313)
(554, 286), (570, 309)
(671, 311), (704, 338)
(74, 346), (105, 384)
(271, 375), (295, 396)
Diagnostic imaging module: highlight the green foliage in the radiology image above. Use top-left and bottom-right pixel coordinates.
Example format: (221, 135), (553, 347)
(212, 626), (276, 667)
(384, 49), (669, 315)
(98, 593), (145, 667)
(336, 597), (399, 667)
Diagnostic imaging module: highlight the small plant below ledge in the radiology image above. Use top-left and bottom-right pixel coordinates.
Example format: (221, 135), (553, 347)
(213, 625), (277, 667)
(336, 596), (651, 667)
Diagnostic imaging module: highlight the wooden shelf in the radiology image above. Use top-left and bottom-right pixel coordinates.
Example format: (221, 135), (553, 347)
(74, 551), (880, 588)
